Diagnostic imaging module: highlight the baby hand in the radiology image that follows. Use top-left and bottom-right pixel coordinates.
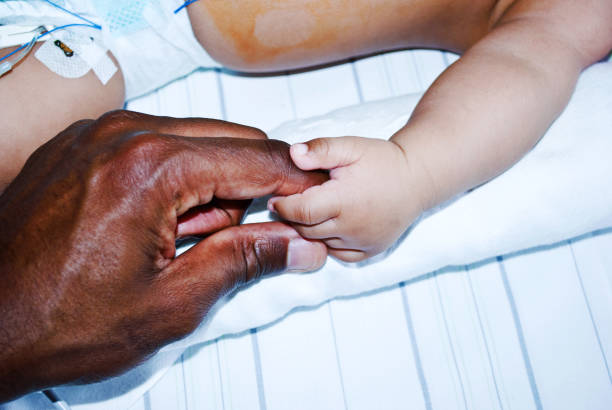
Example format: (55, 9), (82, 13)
(268, 136), (428, 262)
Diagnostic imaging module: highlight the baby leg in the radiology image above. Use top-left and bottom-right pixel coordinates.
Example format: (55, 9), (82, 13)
(0, 44), (125, 191)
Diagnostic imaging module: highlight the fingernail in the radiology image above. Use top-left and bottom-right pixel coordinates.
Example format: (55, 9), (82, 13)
(287, 238), (320, 272)
(291, 143), (309, 156)
(267, 198), (278, 213)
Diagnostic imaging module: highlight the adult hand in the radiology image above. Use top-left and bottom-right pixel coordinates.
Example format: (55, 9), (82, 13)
(0, 111), (327, 402)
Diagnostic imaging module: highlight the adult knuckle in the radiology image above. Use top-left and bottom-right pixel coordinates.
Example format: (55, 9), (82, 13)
(231, 234), (286, 284)
(88, 131), (171, 200)
(233, 237), (256, 285)
(76, 110), (144, 149)
(96, 109), (142, 130)
(68, 118), (95, 131)
(124, 132), (167, 159)
(120, 133), (170, 177)
(251, 236), (286, 277)
(244, 125), (267, 140)
(262, 139), (292, 181)
(263, 139), (291, 163)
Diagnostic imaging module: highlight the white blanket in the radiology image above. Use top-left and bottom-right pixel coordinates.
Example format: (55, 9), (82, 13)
(166, 61), (612, 351)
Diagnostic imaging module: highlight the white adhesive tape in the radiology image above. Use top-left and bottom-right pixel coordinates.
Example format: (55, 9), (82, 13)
(92, 53), (118, 85)
(34, 29), (117, 84)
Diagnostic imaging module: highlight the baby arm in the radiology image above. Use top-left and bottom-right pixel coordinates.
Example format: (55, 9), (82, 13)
(0, 45), (124, 193)
(271, 0), (612, 262)
(389, 0), (612, 209)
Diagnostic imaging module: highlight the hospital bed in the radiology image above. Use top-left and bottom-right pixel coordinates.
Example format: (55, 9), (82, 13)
(4, 49), (612, 410)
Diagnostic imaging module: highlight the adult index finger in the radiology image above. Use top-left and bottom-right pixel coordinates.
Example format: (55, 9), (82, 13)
(116, 111), (268, 140)
(141, 115), (267, 235)
(161, 137), (328, 216)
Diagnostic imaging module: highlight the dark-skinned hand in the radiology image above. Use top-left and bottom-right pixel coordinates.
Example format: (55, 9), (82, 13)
(0, 110), (328, 402)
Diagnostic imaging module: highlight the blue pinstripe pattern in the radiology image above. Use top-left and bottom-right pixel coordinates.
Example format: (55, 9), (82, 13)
(143, 391), (152, 410)
(350, 60), (365, 103)
(400, 282), (433, 410)
(465, 268), (504, 410)
(326, 303), (350, 410)
(214, 342), (227, 410)
(250, 329), (268, 410)
(285, 74), (299, 120)
(215, 68), (228, 121)
(434, 276), (469, 410)
(498, 257), (543, 410)
(568, 241), (612, 384)
(180, 354), (189, 410)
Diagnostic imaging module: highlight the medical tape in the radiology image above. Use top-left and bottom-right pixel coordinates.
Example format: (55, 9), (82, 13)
(70, 30), (118, 85)
(91, 53), (118, 84)
(34, 29), (117, 84)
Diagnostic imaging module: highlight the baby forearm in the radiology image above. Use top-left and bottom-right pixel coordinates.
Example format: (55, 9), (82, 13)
(391, 21), (585, 209)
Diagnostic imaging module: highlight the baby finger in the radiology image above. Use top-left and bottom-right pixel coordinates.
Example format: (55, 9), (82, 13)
(328, 248), (368, 263)
(292, 218), (339, 240)
(269, 182), (341, 225)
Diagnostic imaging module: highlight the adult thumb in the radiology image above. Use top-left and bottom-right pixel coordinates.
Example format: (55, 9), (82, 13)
(164, 222), (327, 303)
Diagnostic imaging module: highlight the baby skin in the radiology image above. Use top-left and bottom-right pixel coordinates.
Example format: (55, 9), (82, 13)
(188, 0), (612, 262)
(268, 137), (423, 262)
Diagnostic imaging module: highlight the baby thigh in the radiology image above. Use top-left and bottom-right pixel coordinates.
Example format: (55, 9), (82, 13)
(0, 44), (125, 191)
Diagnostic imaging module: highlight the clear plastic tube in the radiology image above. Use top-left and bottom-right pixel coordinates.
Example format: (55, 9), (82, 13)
(0, 26), (44, 77)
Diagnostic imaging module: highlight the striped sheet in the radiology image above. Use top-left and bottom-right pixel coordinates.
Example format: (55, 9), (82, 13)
(122, 49), (612, 410)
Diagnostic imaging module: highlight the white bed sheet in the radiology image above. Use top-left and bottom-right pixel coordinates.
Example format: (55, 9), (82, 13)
(4, 50), (611, 410)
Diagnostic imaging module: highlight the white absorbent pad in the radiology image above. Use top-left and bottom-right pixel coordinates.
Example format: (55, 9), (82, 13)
(165, 61), (612, 351)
